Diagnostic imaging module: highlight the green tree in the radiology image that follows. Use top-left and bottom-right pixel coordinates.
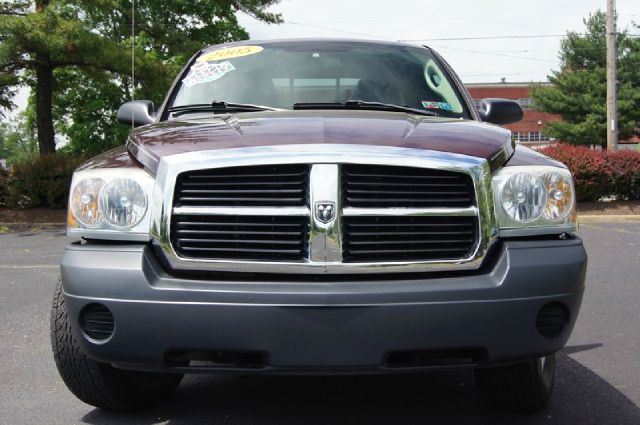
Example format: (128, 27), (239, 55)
(0, 1), (282, 155)
(0, 112), (38, 164)
(54, 1), (282, 155)
(531, 12), (640, 148)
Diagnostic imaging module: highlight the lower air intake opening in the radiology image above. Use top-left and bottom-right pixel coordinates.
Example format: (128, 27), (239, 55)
(165, 350), (266, 369)
(386, 348), (486, 368)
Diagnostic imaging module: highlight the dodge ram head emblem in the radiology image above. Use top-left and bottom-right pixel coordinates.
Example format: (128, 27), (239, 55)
(315, 201), (336, 224)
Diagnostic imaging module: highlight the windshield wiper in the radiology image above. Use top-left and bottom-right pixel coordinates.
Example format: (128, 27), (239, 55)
(167, 101), (278, 116)
(293, 100), (438, 116)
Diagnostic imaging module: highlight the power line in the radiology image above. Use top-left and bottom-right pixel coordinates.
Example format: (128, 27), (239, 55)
(286, 20), (561, 62)
(429, 44), (558, 63)
(401, 33), (640, 42)
(287, 20), (639, 43)
(401, 34), (570, 42)
(286, 21), (397, 41)
(282, 21), (638, 64)
(459, 72), (549, 77)
(293, 12), (628, 24)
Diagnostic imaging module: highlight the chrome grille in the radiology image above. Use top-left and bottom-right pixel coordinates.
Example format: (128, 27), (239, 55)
(159, 145), (493, 274)
(342, 164), (474, 208)
(174, 164), (309, 207)
(171, 215), (309, 261)
(342, 216), (478, 262)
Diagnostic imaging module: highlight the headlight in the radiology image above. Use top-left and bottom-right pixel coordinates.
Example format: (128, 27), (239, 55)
(500, 172), (547, 223)
(99, 178), (148, 228)
(68, 169), (155, 240)
(493, 166), (576, 235)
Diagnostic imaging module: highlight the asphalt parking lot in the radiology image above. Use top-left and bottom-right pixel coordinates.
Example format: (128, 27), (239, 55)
(1, 222), (639, 424)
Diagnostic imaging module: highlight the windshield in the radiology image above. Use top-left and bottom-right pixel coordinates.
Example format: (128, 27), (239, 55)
(170, 41), (469, 118)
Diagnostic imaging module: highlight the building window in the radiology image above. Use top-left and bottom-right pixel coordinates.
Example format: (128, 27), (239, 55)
(517, 98), (534, 109)
(472, 98), (533, 110)
(512, 131), (554, 143)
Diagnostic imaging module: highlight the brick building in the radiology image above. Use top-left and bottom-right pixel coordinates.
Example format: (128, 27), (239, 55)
(466, 82), (638, 149)
(466, 82), (559, 146)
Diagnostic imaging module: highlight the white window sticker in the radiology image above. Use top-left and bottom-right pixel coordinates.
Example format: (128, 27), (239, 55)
(182, 61), (236, 87)
(421, 101), (454, 111)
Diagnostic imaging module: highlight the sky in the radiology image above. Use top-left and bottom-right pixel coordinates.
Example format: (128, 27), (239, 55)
(8, 0), (639, 117)
(237, 0), (638, 83)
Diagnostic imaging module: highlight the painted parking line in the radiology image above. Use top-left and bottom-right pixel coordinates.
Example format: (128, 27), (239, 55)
(0, 265), (59, 269)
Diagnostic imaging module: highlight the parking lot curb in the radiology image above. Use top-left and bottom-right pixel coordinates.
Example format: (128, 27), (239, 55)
(0, 223), (66, 232)
(579, 215), (640, 223)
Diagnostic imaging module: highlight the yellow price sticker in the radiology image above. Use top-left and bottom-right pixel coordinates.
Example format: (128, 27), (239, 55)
(197, 46), (264, 62)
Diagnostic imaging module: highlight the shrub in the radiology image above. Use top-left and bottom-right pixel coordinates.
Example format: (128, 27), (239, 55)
(537, 144), (611, 202)
(0, 167), (8, 207)
(538, 144), (640, 202)
(607, 150), (640, 200)
(5, 154), (85, 209)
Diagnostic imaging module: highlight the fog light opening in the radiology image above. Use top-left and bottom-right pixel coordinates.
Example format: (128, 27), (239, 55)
(536, 302), (569, 338)
(79, 303), (115, 341)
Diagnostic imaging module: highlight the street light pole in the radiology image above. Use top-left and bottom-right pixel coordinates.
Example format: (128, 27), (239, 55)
(606, 0), (618, 151)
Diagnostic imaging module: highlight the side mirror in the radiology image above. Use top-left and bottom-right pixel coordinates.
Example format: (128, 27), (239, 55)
(479, 98), (523, 125)
(116, 100), (156, 127)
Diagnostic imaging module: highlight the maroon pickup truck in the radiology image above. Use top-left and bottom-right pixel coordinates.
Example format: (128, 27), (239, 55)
(52, 39), (586, 413)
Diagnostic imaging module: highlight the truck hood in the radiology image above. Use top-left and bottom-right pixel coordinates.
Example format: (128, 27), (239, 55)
(128, 110), (513, 172)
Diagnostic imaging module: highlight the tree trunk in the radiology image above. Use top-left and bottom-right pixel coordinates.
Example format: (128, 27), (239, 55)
(35, 55), (56, 155)
(34, 0), (55, 155)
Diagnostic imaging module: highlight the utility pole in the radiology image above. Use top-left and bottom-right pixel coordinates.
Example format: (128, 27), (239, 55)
(606, 0), (618, 151)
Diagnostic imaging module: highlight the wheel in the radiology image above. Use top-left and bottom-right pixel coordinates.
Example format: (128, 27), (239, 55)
(50, 279), (183, 411)
(474, 355), (555, 413)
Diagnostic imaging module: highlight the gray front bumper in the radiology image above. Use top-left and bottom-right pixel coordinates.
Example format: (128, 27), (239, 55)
(61, 238), (586, 374)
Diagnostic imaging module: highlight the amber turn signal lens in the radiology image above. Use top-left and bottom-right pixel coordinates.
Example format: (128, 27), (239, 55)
(70, 178), (105, 227)
(542, 172), (574, 221)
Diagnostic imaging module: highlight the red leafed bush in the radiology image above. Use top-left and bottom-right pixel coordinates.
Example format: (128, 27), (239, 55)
(537, 144), (612, 202)
(607, 150), (640, 200)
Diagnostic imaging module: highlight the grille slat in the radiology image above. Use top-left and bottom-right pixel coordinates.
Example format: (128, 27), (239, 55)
(175, 164), (309, 207)
(345, 197), (472, 204)
(345, 247), (469, 254)
(187, 171), (307, 179)
(179, 247), (304, 254)
(178, 238), (303, 245)
(176, 229), (301, 236)
(349, 231), (474, 236)
(347, 189), (469, 195)
(342, 164), (474, 208)
(348, 182), (469, 188)
(182, 181), (304, 187)
(344, 172), (462, 180)
(348, 239), (474, 245)
(180, 189), (305, 194)
(342, 216), (478, 263)
(176, 221), (299, 228)
(178, 197), (306, 203)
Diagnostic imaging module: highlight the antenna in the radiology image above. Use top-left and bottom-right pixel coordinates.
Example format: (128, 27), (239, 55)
(130, 0), (135, 128)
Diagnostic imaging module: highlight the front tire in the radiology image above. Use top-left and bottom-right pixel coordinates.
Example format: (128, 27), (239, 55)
(475, 355), (555, 413)
(50, 279), (183, 410)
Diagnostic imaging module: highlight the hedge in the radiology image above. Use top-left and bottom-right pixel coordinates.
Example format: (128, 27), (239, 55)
(538, 144), (640, 202)
(2, 154), (85, 209)
(0, 167), (8, 207)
